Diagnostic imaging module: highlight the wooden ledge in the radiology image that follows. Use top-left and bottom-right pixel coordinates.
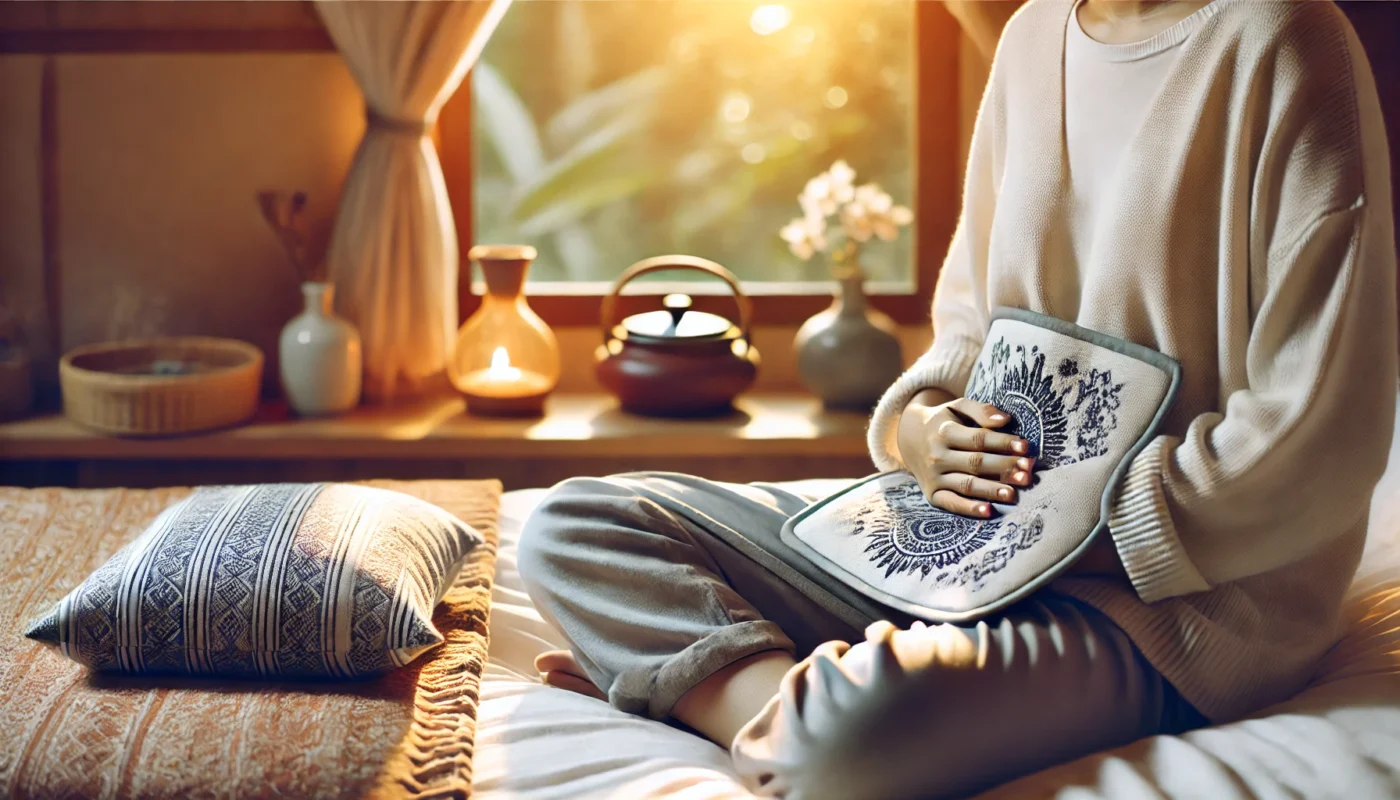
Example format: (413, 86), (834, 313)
(0, 393), (872, 461)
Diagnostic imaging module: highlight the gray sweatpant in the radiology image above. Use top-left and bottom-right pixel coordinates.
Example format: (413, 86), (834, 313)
(518, 473), (1204, 800)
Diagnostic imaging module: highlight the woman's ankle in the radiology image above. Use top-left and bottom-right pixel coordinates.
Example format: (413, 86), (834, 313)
(671, 650), (798, 747)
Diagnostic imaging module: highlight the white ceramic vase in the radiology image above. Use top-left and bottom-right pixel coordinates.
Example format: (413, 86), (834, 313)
(279, 282), (362, 416)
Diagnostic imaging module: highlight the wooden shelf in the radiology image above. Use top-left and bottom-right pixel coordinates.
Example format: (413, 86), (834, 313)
(0, 393), (871, 462)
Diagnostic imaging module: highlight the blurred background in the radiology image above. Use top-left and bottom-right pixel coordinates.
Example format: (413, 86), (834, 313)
(472, 0), (915, 286)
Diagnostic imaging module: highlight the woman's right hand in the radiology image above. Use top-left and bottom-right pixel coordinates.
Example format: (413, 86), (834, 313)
(896, 389), (1035, 519)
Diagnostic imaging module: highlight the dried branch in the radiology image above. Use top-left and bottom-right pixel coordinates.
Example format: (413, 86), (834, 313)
(257, 190), (326, 283)
(0, 304), (25, 351)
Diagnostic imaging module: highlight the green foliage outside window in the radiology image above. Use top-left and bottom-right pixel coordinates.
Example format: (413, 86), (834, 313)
(472, 0), (916, 286)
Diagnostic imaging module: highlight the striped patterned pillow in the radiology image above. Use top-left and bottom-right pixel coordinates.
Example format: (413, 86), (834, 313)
(24, 483), (482, 679)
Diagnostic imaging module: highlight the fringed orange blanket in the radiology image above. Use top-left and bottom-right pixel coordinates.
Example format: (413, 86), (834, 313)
(0, 479), (501, 799)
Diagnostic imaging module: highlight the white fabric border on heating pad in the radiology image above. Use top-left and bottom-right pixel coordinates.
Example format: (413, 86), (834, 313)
(474, 426), (1400, 800)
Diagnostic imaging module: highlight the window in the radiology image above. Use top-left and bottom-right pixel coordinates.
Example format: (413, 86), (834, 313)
(439, 1), (961, 325)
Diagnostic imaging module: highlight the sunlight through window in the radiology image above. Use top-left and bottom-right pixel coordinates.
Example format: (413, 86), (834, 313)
(472, 1), (914, 286)
(749, 4), (793, 36)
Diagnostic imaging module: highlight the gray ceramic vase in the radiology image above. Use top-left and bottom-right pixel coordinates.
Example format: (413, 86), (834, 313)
(794, 267), (904, 410)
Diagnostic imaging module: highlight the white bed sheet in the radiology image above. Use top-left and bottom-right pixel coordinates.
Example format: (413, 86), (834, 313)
(474, 438), (1400, 799)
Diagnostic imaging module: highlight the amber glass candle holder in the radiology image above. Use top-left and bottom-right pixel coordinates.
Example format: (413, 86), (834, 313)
(449, 245), (559, 416)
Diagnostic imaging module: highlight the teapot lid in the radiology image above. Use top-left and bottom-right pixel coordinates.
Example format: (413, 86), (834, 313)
(617, 294), (738, 342)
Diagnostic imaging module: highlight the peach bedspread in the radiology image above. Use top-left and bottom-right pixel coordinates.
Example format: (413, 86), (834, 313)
(0, 479), (502, 800)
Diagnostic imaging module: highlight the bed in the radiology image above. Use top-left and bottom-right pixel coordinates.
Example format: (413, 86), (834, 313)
(472, 419), (1400, 799)
(3, 433), (1397, 799)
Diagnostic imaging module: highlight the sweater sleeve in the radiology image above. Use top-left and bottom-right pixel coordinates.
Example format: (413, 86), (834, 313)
(867, 44), (1003, 472)
(1109, 13), (1399, 603)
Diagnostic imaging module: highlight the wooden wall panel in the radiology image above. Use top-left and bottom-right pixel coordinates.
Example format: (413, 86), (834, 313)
(0, 1), (332, 53)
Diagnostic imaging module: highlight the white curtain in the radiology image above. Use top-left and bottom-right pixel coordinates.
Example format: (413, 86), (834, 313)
(316, 0), (511, 400)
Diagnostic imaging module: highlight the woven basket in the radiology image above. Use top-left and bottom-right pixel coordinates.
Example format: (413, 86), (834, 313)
(60, 337), (263, 436)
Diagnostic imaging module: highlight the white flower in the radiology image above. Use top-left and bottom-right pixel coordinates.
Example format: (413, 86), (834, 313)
(800, 174), (837, 217)
(783, 161), (912, 257)
(849, 182), (913, 241)
(839, 201), (874, 243)
(883, 204), (913, 237)
(854, 183), (891, 213)
(828, 160), (857, 204)
(873, 203), (913, 241)
(780, 219), (813, 260)
(781, 213), (827, 261)
(798, 188), (827, 220)
(800, 161), (858, 218)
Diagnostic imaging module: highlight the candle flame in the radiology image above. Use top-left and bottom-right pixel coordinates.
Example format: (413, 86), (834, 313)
(486, 346), (522, 381)
(490, 346), (510, 370)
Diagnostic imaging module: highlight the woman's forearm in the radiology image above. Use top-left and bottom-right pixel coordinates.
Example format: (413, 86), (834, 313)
(909, 388), (957, 410)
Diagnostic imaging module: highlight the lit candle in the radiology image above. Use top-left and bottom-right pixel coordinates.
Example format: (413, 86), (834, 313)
(456, 344), (554, 416)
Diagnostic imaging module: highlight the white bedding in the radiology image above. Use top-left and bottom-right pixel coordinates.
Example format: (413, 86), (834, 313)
(474, 432), (1400, 799)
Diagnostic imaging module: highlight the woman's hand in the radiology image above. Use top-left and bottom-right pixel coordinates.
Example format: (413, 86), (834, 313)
(896, 389), (1035, 518)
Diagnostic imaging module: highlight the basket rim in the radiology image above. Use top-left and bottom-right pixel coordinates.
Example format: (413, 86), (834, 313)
(59, 336), (264, 385)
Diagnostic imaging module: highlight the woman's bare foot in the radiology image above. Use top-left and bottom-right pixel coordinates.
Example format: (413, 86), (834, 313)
(535, 649), (606, 701)
(534, 648), (796, 749)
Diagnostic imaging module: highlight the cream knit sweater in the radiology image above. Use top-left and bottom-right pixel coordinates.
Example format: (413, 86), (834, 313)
(868, 0), (1397, 722)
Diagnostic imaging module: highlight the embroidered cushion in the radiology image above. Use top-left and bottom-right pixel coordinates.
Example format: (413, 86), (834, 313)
(782, 307), (1180, 623)
(24, 483), (482, 679)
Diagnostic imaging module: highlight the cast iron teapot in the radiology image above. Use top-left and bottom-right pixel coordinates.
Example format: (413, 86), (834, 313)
(595, 255), (759, 417)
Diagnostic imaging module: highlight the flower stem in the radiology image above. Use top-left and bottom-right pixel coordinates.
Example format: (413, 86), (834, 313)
(830, 240), (861, 279)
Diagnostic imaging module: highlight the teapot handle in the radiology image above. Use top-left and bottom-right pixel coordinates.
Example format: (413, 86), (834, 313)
(600, 255), (752, 342)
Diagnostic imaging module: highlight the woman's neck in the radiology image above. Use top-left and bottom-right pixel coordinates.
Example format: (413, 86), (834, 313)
(1077, 0), (1212, 44)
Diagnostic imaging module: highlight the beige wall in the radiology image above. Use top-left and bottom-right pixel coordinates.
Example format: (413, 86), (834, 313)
(0, 56), (47, 390)
(0, 51), (937, 407)
(0, 52), (362, 403)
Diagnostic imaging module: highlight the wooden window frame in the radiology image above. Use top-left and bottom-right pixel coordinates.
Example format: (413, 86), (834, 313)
(4, 0), (962, 328)
(439, 1), (961, 327)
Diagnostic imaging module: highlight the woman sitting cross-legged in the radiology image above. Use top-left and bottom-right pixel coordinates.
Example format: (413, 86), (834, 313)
(517, 1), (1398, 797)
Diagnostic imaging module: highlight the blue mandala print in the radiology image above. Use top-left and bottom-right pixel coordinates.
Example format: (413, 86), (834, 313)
(860, 337), (1124, 580)
(965, 340), (1125, 466)
(860, 482), (998, 578)
(929, 514), (1046, 590)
